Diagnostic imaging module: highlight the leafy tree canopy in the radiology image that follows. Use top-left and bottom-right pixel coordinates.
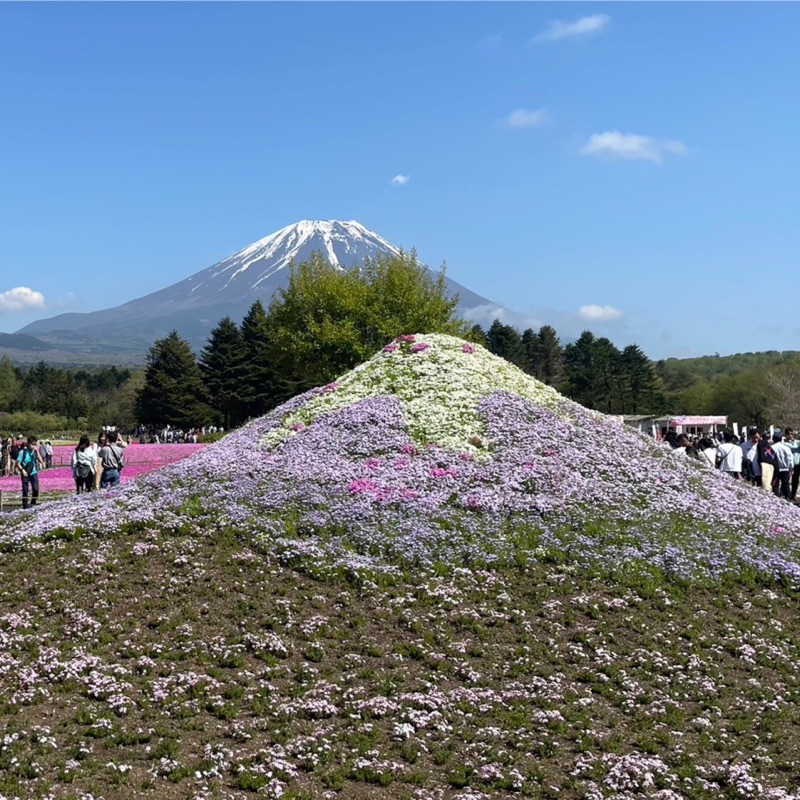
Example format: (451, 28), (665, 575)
(264, 251), (467, 392)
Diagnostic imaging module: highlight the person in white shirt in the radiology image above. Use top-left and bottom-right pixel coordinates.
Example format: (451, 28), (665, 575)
(785, 428), (800, 501)
(771, 431), (794, 499)
(716, 431), (743, 478)
(697, 437), (718, 468)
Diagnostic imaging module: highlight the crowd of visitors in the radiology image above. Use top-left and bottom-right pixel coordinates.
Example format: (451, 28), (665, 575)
(1, 430), (130, 508)
(666, 427), (800, 501)
(134, 425), (220, 444)
(3, 424), (216, 510)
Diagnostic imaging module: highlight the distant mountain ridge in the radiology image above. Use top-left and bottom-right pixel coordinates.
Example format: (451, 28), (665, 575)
(0, 332), (49, 352)
(17, 220), (499, 360)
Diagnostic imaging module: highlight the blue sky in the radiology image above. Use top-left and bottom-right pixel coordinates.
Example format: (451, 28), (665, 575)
(1, 2), (799, 360)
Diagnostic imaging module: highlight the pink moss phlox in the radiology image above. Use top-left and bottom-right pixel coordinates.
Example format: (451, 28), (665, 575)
(431, 467), (459, 478)
(462, 343), (476, 353)
(409, 342), (430, 354)
(348, 479), (380, 495)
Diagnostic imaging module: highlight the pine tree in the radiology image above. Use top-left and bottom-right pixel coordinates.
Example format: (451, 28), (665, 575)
(136, 331), (212, 429)
(521, 328), (542, 377)
(563, 330), (597, 408)
(240, 300), (284, 416)
(200, 316), (248, 429)
(593, 337), (623, 414)
(468, 324), (488, 347)
(537, 325), (565, 388)
(620, 344), (665, 414)
(485, 320), (526, 368)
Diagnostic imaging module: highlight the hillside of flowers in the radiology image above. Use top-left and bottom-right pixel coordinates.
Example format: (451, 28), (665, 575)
(3, 334), (800, 799)
(3, 333), (800, 587)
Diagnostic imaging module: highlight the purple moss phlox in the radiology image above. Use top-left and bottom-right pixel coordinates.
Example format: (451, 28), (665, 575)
(3, 375), (800, 587)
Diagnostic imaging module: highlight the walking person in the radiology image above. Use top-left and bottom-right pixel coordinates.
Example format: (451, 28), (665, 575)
(15, 436), (44, 509)
(785, 428), (800, 501)
(743, 431), (763, 486)
(716, 431), (743, 479)
(98, 431), (125, 489)
(43, 440), (53, 469)
(758, 432), (777, 492)
(771, 431), (794, 500)
(71, 435), (97, 494)
(93, 431), (108, 490)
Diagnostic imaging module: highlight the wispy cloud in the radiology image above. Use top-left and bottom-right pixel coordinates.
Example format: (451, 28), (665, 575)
(463, 303), (545, 331)
(579, 131), (688, 164)
(533, 14), (610, 43)
(579, 304), (623, 322)
(0, 286), (46, 314)
(501, 107), (551, 129)
(391, 175), (410, 186)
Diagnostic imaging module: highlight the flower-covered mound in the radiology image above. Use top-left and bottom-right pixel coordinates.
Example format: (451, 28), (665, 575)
(2, 333), (800, 589)
(4, 334), (800, 799)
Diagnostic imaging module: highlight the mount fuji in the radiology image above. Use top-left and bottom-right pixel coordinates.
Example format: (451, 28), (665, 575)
(16, 220), (501, 362)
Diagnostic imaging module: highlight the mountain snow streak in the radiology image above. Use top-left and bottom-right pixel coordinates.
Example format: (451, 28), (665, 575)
(3, 334), (800, 586)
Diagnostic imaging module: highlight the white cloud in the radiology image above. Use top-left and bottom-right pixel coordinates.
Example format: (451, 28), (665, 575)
(463, 303), (545, 331)
(0, 286), (46, 314)
(391, 175), (410, 186)
(579, 304), (623, 322)
(502, 107), (551, 129)
(534, 14), (610, 43)
(579, 131), (688, 163)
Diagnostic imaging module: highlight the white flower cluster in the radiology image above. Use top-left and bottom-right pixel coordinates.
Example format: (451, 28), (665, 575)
(264, 333), (567, 453)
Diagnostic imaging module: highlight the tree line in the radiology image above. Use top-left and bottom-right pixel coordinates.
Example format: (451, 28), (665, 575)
(474, 321), (666, 415)
(135, 252), (668, 429)
(0, 356), (141, 433)
(6, 249), (733, 433)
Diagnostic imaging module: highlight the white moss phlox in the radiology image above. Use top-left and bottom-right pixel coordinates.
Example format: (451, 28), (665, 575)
(263, 334), (566, 453)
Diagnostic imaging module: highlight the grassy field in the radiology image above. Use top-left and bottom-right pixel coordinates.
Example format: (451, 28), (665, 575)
(2, 335), (800, 799)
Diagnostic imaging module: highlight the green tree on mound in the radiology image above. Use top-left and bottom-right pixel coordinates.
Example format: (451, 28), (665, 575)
(136, 331), (213, 429)
(264, 250), (467, 392)
(200, 316), (248, 429)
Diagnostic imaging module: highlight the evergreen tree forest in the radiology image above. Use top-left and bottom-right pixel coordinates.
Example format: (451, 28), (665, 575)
(6, 250), (800, 435)
(480, 321), (666, 416)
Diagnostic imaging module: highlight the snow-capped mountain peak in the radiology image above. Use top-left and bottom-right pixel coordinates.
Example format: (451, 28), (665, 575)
(190, 219), (402, 297)
(18, 218), (500, 356)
